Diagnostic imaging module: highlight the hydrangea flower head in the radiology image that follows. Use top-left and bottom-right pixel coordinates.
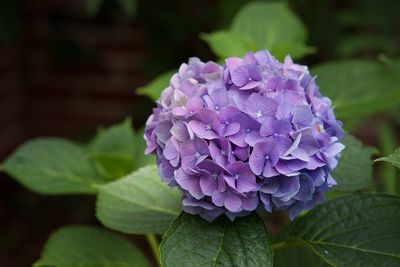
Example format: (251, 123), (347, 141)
(144, 51), (344, 221)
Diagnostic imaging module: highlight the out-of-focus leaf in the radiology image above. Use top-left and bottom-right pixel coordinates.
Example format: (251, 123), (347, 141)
(332, 134), (377, 192)
(338, 34), (397, 57)
(116, 0), (137, 17)
(312, 60), (400, 125)
(0, 138), (104, 195)
(376, 148), (400, 170)
(132, 128), (156, 169)
(34, 225), (150, 267)
(200, 31), (256, 59)
(137, 70), (175, 101)
(90, 119), (135, 180)
(86, 0), (104, 17)
(202, 2), (313, 61)
(96, 165), (181, 234)
(232, 2), (313, 60)
(378, 124), (399, 194)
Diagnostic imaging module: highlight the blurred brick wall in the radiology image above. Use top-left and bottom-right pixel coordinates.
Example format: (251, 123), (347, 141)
(0, 0), (153, 160)
(0, 44), (24, 158)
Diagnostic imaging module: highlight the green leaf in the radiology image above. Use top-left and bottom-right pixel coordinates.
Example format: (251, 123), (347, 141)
(90, 119), (135, 179)
(376, 148), (400, 170)
(96, 165), (181, 234)
(1, 138), (104, 194)
(311, 60), (400, 125)
(274, 246), (329, 267)
(132, 128), (156, 169)
(270, 42), (316, 63)
(86, 0), (104, 17)
(160, 212), (273, 267)
(281, 193), (400, 266)
(116, 0), (137, 17)
(137, 70), (175, 101)
(200, 31), (256, 59)
(378, 124), (399, 194)
(34, 225), (150, 267)
(332, 134), (377, 192)
(230, 2), (312, 60)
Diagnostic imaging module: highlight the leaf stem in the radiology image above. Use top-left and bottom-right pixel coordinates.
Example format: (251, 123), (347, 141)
(146, 234), (161, 267)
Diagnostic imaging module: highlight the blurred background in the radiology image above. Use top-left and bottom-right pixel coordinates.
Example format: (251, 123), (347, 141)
(1, 0), (399, 265)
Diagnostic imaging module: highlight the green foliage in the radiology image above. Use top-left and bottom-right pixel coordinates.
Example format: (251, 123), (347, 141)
(132, 128), (156, 169)
(378, 124), (399, 194)
(200, 31), (256, 59)
(376, 148), (400, 170)
(34, 225), (150, 267)
(1, 118), (154, 195)
(332, 134), (377, 192)
(160, 212), (273, 267)
(86, 0), (103, 17)
(90, 119), (136, 180)
(279, 193), (400, 266)
(203, 2), (314, 61)
(116, 0), (136, 17)
(137, 70), (175, 101)
(96, 165), (181, 234)
(0, 138), (104, 194)
(311, 60), (400, 126)
(274, 246), (329, 267)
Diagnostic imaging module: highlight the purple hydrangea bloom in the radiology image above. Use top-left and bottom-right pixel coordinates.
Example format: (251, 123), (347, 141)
(144, 50), (344, 221)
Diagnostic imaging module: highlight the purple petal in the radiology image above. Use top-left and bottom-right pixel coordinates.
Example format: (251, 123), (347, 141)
(199, 175), (218, 196)
(292, 105), (314, 127)
(188, 120), (219, 139)
(224, 193), (242, 212)
(175, 168), (205, 199)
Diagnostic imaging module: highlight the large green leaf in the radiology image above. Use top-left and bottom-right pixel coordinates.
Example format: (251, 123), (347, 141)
(332, 134), (377, 192)
(34, 225), (150, 267)
(200, 31), (256, 59)
(281, 193), (400, 266)
(273, 222), (329, 267)
(274, 246), (329, 267)
(312, 60), (400, 125)
(376, 147), (400, 169)
(137, 70), (175, 101)
(90, 119), (136, 180)
(160, 212), (273, 267)
(96, 165), (181, 234)
(203, 2), (313, 61)
(0, 138), (104, 194)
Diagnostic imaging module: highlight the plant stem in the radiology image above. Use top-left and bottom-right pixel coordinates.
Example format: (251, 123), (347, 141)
(146, 234), (161, 267)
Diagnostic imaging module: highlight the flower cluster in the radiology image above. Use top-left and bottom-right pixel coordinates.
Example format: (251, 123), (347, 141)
(144, 50), (344, 221)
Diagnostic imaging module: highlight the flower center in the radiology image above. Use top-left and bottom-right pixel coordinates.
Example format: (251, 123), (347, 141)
(255, 111), (263, 118)
(234, 174), (240, 180)
(221, 150), (226, 156)
(246, 128), (251, 133)
(205, 124), (212, 130)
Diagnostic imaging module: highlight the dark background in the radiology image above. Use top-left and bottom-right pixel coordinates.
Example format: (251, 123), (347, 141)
(1, 0), (399, 265)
